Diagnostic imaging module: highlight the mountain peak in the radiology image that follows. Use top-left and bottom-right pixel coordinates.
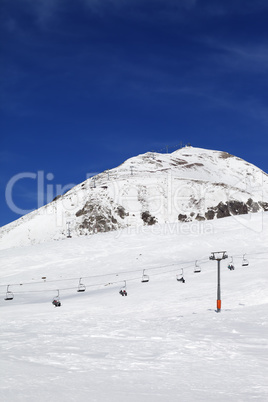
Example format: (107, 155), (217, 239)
(1, 146), (268, 249)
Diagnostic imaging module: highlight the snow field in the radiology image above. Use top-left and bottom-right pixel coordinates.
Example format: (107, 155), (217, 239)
(0, 213), (268, 401)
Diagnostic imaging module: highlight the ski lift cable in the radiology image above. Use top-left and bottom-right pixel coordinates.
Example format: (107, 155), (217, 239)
(0, 262), (180, 287)
(0, 259), (204, 291)
(5, 265), (194, 296)
(227, 251), (268, 259)
(0, 257), (234, 291)
(6, 277), (142, 295)
(2, 250), (268, 301)
(0, 260), (199, 288)
(1, 250), (263, 298)
(1, 251), (267, 290)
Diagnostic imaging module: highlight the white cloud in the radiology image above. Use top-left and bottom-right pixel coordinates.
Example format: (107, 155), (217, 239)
(202, 38), (268, 75)
(7, 0), (268, 26)
(222, 45), (268, 72)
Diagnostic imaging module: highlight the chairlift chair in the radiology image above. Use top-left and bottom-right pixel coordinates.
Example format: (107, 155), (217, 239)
(141, 269), (149, 283)
(242, 254), (249, 267)
(176, 269), (185, 283)
(119, 281), (127, 296)
(77, 278), (86, 292)
(228, 256), (235, 270)
(194, 260), (201, 273)
(52, 289), (61, 307)
(4, 285), (14, 301)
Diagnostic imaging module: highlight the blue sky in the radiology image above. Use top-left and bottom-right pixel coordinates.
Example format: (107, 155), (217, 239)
(1, 0), (268, 227)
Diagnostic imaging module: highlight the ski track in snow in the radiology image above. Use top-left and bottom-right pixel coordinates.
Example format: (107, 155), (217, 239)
(0, 214), (268, 401)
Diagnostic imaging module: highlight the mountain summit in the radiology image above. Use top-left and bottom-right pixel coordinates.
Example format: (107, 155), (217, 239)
(1, 146), (268, 249)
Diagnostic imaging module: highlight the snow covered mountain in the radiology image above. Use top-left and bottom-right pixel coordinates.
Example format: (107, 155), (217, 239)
(1, 146), (268, 249)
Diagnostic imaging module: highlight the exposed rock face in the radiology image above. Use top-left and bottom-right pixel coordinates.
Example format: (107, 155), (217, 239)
(178, 199), (263, 222)
(178, 214), (190, 222)
(141, 211), (157, 226)
(1, 146), (268, 248)
(75, 201), (129, 234)
(259, 202), (268, 211)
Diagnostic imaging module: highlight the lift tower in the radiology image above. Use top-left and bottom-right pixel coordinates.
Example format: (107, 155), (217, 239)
(209, 251), (228, 312)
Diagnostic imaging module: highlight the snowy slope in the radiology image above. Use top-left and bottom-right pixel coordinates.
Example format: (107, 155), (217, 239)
(1, 146), (268, 249)
(0, 213), (268, 401)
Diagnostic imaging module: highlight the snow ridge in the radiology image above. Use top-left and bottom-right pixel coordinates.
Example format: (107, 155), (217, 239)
(1, 146), (268, 249)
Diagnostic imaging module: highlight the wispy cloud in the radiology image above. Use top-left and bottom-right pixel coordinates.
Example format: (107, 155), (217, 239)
(4, 0), (199, 28)
(156, 81), (268, 127)
(2, 0), (268, 125)
(185, 0), (268, 17)
(224, 45), (268, 73)
(5, 0), (268, 32)
(201, 37), (268, 74)
(5, 0), (268, 28)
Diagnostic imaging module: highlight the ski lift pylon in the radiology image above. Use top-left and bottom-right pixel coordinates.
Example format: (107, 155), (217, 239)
(242, 254), (249, 267)
(141, 269), (149, 283)
(194, 260), (201, 273)
(52, 289), (61, 307)
(119, 281), (127, 296)
(77, 277), (86, 292)
(4, 285), (14, 301)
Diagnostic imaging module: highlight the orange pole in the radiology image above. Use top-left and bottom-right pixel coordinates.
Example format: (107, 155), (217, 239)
(217, 260), (221, 312)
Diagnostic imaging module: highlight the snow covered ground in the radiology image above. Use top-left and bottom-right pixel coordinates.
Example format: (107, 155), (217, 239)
(0, 213), (268, 401)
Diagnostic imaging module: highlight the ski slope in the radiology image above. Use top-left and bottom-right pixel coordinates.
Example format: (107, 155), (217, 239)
(0, 213), (268, 401)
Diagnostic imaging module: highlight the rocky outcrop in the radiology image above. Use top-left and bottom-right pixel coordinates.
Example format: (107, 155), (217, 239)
(75, 201), (128, 234)
(178, 198), (263, 222)
(141, 211), (157, 225)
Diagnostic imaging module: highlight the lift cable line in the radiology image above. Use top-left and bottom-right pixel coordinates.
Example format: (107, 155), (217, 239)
(2, 251), (267, 303)
(4, 265), (193, 296)
(151, 142), (187, 154)
(0, 259), (208, 289)
(1, 261), (196, 293)
(2, 262), (198, 303)
(1, 250), (267, 291)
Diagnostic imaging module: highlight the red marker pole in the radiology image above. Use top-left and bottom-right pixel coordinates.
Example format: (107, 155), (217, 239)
(217, 259), (221, 312)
